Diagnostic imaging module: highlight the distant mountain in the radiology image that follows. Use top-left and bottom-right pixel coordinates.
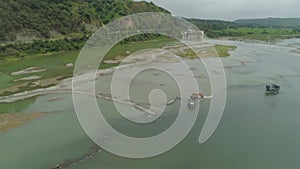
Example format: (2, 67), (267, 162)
(187, 18), (240, 38)
(0, 0), (169, 42)
(234, 18), (300, 29)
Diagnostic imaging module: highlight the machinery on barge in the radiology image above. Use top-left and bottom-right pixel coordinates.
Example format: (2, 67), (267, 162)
(187, 93), (204, 109)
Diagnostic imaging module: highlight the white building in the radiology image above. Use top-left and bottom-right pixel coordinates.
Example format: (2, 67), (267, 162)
(182, 29), (204, 40)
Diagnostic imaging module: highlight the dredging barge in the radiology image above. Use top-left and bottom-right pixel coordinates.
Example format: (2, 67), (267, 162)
(187, 93), (204, 109)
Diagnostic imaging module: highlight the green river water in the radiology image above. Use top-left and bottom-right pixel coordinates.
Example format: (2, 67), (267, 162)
(1, 39), (300, 169)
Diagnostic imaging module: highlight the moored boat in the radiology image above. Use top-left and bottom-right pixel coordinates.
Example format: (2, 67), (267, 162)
(187, 99), (196, 109)
(265, 84), (280, 95)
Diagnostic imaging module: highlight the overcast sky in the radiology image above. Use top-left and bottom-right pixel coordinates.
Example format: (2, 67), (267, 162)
(137, 0), (300, 21)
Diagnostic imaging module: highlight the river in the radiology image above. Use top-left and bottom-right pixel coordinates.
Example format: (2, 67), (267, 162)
(1, 39), (300, 169)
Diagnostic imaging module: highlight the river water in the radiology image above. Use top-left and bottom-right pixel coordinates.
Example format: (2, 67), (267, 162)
(1, 39), (300, 169)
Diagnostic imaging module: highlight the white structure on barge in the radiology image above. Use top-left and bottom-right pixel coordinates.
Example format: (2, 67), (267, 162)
(182, 29), (204, 40)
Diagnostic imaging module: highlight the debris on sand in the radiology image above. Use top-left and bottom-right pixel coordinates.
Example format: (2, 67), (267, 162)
(65, 63), (74, 67)
(104, 60), (119, 64)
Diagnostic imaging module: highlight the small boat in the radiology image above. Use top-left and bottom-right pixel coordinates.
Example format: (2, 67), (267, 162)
(187, 99), (196, 109)
(265, 84), (280, 95)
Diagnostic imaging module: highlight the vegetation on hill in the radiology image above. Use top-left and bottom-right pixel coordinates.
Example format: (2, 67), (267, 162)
(235, 18), (300, 30)
(0, 0), (169, 42)
(189, 18), (300, 40)
(213, 27), (300, 41)
(188, 18), (240, 38)
(0, 0), (170, 58)
(0, 36), (89, 59)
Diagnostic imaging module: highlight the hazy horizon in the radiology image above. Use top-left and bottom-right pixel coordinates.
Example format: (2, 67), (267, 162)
(136, 0), (300, 21)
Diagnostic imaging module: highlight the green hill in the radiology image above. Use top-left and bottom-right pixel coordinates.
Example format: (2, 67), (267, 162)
(235, 18), (300, 29)
(0, 0), (169, 42)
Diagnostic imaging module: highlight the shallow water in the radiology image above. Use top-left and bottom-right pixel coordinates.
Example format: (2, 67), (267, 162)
(1, 39), (300, 169)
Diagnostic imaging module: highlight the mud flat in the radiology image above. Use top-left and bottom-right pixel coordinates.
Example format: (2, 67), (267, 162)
(0, 85), (178, 115)
(0, 112), (44, 133)
(0, 82), (30, 95)
(13, 76), (42, 82)
(11, 67), (46, 76)
(0, 65), (182, 115)
(0, 76), (65, 96)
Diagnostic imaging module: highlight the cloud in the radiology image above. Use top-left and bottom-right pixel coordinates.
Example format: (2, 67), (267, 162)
(137, 0), (300, 20)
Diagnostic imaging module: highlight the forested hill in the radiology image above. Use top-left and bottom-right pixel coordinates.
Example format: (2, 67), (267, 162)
(187, 18), (240, 37)
(235, 18), (300, 29)
(0, 0), (169, 42)
(188, 18), (239, 30)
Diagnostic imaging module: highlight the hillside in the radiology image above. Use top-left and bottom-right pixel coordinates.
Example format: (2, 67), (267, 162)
(0, 0), (169, 42)
(235, 18), (300, 29)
